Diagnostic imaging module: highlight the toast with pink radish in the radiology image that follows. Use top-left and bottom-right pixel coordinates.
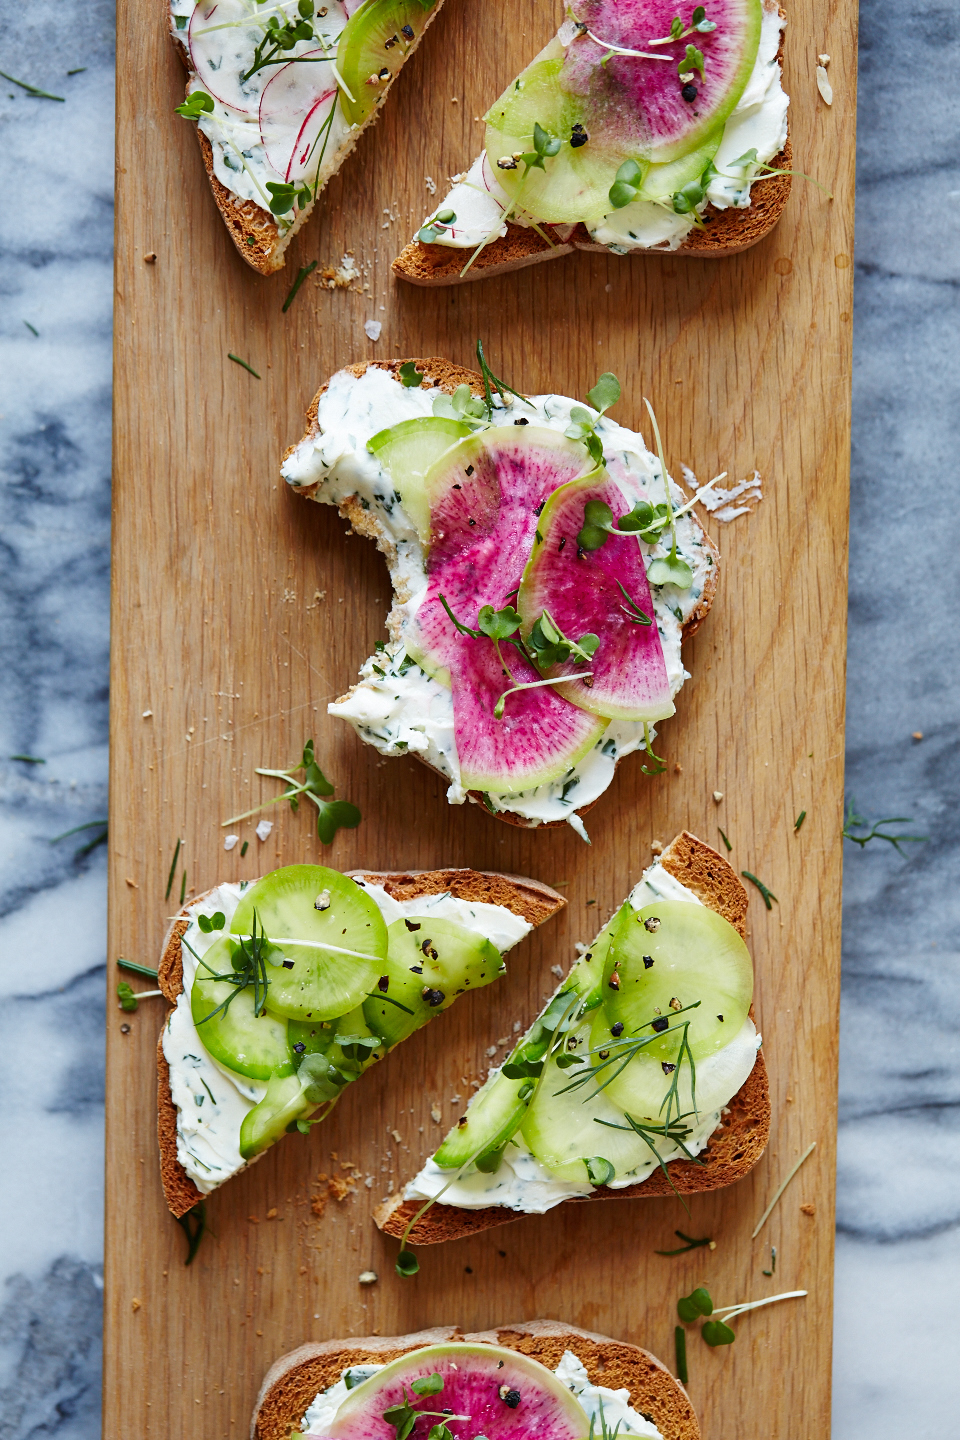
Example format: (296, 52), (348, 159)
(393, 0), (792, 286)
(168, 0), (449, 273)
(253, 1321), (700, 1440)
(281, 354), (719, 837)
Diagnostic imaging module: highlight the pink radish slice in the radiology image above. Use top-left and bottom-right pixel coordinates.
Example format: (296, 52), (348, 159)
(259, 49), (337, 181)
(517, 470), (675, 723)
(188, 0), (265, 114)
(406, 427), (606, 794)
(324, 1342), (589, 1439)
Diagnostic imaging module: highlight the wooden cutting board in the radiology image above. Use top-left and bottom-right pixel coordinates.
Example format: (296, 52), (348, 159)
(106, 1), (856, 1434)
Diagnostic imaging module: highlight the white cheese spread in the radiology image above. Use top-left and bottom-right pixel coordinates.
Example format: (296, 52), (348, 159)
(403, 860), (761, 1214)
(162, 878), (533, 1193)
(282, 366), (715, 833)
(302, 1350), (662, 1438)
(416, 4), (788, 255)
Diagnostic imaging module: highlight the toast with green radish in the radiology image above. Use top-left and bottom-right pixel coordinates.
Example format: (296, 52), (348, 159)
(167, 0), (450, 274)
(254, 1320), (699, 1440)
(376, 832), (769, 1246)
(393, 0), (791, 286)
(282, 357), (719, 839)
(156, 863), (565, 1217)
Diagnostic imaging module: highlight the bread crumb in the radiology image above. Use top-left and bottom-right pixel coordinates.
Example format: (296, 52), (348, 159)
(132, 1298), (141, 1311)
(912, 731), (924, 741)
(650, 838), (664, 854)
(708, 1240), (717, 1251)
(486, 1045), (497, 1058)
(318, 254), (360, 290)
(359, 1270), (378, 1285)
(800, 1202), (816, 1216)
(142, 709), (153, 717)
(248, 1215), (260, 1224)
(786, 1094), (794, 1103)
(266, 1207), (278, 1219)
(125, 877), (138, 888)
(550, 964), (564, 978)
(818, 53), (830, 64)
(425, 176), (437, 194)
(816, 65), (833, 104)
(143, 252), (157, 263)
(673, 762), (683, 775)
(391, 1129), (402, 1143)
(713, 791), (724, 802)
(431, 1106), (442, 1123)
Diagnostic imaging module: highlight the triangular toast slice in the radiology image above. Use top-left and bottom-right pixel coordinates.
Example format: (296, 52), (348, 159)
(168, 0), (450, 273)
(157, 863), (564, 1216)
(253, 1319), (700, 1440)
(376, 832), (770, 1244)
(393, 1), (791, 286)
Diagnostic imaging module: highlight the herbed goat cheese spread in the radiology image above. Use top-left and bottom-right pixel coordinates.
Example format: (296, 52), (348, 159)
(163, 879), (532, 1193)
(302, 1351), (662, 1438)
(419, 3), (788, 255)
(281, 366), (715, 835)
(169, 0), (355, 224)
(403, 861), (761, 1214)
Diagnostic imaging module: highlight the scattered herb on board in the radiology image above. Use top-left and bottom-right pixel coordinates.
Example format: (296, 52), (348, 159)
(0, 68), (64, 100)
(676, 1284), (807, 1361)
(742, 871), (777, 909)
(842, 799), (927, 855)
(117, 958), (159, 980)
(228, 352), (261, 379)
(282, 260), (318, 312)
(165, 838), (182, 900)
(794, 810), (806, 832)
(222, 738), (361, 845)
(718, 827), (732, 852)
(240, 840), (249, 857)
(763, 1245), (777, 1276)
(674, 1326), (688, 1385)
(117, 980), (163, 1012)
(752, 1141), (817, 1238)
(656, 1230), (713, 1256)
(50, 818), (109, 859)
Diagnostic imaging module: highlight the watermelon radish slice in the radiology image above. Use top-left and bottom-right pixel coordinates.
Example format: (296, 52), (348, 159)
(323, 1342), (589, 1439)
(259, 50), (337, 183)
(517, 471), (675, 724)
(405, 428), (605, 795)
(485, 0), (761, 225)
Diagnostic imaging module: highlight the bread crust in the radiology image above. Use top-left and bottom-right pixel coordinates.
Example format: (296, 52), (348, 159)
(252, 1319), (700, 1440)
(374, 831), (771, 1244)
(156, 869), (565, 1217)
(165, 0), (450, 273)
(284, 359), (720, 829)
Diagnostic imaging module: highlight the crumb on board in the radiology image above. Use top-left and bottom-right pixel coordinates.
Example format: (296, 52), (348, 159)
(816, 64), (833, 105)
(317, 254), (361, 290)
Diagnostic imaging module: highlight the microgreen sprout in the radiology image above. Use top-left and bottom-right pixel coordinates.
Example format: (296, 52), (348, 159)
(677, 1286), (713, 1322)
(0, 69), (64, 100)
(563, 371), (621, 464)
(417, 206), (457, 244)
(752, 1141), (816, 1237)
(174, 90), (214, 118)
(678, 42), (705, 76)
(640, 722), (667, 775)
(648, 7), (717, 44)
(382, 1375), (469, 1440)
(842, 799), (927, 855)
(398, 361), (424, 387)
(675, 1282), (807, 1358)
(175, 1200), (207, 1266)
(197, 911), (226, 933)
(741, 871), (778, 909)
(655, 1230), (713, 1256)
(720, 148), (834, 197)
(117, 980), (164, 1012)
(222, 739), (361, 845)
(241, 1), (319, 82)
(282, 260), (318, 312)
(185, 910), (273, 1023)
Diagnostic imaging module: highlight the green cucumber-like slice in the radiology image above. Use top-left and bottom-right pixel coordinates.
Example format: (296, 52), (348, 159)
(239, 1072), (314, 1159)
(638, 129), (724, 201)
(434, 1067), (529, 1170)
(364, 916), (502, 1047)
(337, 0), (438, 128)
(519, 1020), (654, 1180)
(231, 866), (387, 1022)
(564, 909), (621, 1009)
(602, 899), (753, 1062)
(368, 416), (474, 544)
(287, 1016), (338, 1057)
(190, 936), (293, 1080)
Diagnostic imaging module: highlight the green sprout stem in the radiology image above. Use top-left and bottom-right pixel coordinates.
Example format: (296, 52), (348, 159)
(752, 1141), (816, 1238)
(494, 671), (593, 719)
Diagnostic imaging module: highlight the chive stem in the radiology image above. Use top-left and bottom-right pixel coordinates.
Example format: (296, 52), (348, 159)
(718, 828), (732, 852)
(0, 69), (64, 100)
(674, 1326), (688, 1386)
(228, 352), (261, 379)
(165, 838), (182, 900)
(117, 957), (159, 980)
(742, 870), (777, 909)
(794, 810), (806, 831)
(282, 260), (318, 313)
(751, 1142), (817, 1238)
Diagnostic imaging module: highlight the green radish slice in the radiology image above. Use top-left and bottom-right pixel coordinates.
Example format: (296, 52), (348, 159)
(231, 866), (387, 1022)
(517, 470), (675, 723)
(324, 1342), (588, 1439)
(239, 1071), (314, 1159)
(406, 426), (606, 794)
(363, 916), (502, 1047)
(486, 0), (762, 225)
(519, 1020), (656, 1180)
(190, 936), (293, 1080)
(602, 899), (753, 1062)
(434, 1067), (530, 1170)
(367, 416), (474, 543)
(337, 0), (439, 128)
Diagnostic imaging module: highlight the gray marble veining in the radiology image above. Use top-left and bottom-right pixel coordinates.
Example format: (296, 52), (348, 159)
(0, 0), (957, 1435)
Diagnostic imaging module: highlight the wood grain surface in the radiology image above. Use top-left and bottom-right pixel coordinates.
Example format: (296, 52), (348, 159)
(106, 1), (856, 1435)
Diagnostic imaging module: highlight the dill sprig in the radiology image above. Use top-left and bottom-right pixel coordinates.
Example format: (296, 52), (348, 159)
(656, 1230), (713, 1256)
(842, 799), (927, 855)
(0, 69), (64, 100)
(742, 870), (777, 909)
(185, 911), (273, 1024)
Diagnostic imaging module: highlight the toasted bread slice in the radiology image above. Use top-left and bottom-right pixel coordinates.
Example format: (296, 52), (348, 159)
(375, 832), (770, 1244)
(392, 10), (791, 286)
(283, 359), (719, 830)
(166, 0), (450, 274)
(253, 1319), (699, 1440)
(157, 866), (565, 1217)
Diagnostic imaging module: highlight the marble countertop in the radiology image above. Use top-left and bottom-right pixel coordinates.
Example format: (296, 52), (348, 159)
(0, 1), (956, 1435)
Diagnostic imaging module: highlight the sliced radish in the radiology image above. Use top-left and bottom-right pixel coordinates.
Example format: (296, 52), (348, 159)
(188, 0), (265, 115)
(259, 48), (337, 182)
